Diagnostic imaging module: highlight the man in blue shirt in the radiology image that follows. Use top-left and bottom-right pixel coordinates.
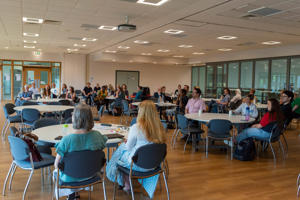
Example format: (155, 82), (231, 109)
(20, 85), (33, 100)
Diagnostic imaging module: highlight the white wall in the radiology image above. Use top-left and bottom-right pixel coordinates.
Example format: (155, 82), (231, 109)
(88, 58), (191, 94)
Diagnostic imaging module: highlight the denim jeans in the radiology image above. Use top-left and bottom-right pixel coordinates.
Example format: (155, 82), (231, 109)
(236, 128), (270, 143)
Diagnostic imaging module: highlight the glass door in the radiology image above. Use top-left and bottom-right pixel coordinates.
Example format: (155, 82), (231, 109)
(23, 67), (51, 90)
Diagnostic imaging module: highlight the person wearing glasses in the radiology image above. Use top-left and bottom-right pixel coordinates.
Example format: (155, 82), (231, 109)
(280, 90), (294, 124)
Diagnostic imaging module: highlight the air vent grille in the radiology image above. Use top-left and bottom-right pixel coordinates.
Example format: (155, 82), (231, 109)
(248, 7), (282, 16)
(44, 20), (62, 25)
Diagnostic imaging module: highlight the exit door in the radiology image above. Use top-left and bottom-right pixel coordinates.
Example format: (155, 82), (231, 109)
(116, 70), (140, 96)
(23, 67), (51, 89)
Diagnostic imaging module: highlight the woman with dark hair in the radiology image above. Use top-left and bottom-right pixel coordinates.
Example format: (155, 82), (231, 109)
(42, 84), (51, 98)
(111, 85), (125, 114)
(67, 86), (78, 104)
(234, 98), (284, 144)
(122, 84), (129, 98)
(141, 87), (150, 101)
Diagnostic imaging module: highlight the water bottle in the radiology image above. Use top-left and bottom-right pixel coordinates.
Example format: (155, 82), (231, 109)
(245, 107), (250, 121)
(62, 124), (69, 135)
(198, 109), (202, 116)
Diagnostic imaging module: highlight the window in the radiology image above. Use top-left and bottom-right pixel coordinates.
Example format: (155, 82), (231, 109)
(255, 60), (269, 89)
(228, 62), (239, 88)
(191, 67), (198, 89)
(3, 65), (11, 100)
(23, 61), (51, 67)
(206, 65), (214, 88)
(241, 61), (253, 88)
(290, 58), (300, 92)
(52, 66), (60, 88)
(13, 66), (22, 99)
(271, 59), (287, 92)
(199, 67), (205, 95)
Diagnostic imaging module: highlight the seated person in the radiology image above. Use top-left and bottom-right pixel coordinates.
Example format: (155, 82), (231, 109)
(29, 82), (40, 96)
(106, 100), (166, 198)
(249, 89), (258, 103)
(140, 87), (151, 101)
(82, 82), (93, 105)
(185, 88), (206, 114)
(229, 89), (242, 109)
(110, 86), (125, 114)
(122, 84), (129, 99)
(108, 84), (115, 96)
(51, 83), (59, 98)
(234, 98), (284, 145)
(134, 86), (143, 100)
(94, 86), (108, 110)
(41, 84), (51, 98)
(154, 86), (170, 102)
(280, 90), (294, 124)
(184, 85), (192, 98)
(54, 104), (107, 199)
(93, 83), (101, 94)
(234, 95), (258, 118)
(209, 88), (231, 113)
(61, 83), (68, 95)
(166, 89), (189, 122)
(66, 86), (78, 104)
(19, 85), (33, 101)
(174, 84), (181, 97)
(292, 95), (300, 118)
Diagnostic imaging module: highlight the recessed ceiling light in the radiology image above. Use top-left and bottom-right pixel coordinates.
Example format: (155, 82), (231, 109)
(24, 45), (35, 49)
(218, 48), (232, 51)
(261, 41), (281, 45)
(153, 62), (157, 64)
(193, 52), (205, 55)
(173, 55), (184, 58)
(23, 32), (39, 37)
(134, 40), (150, 44)
(24, 40), (37, 43)
(105, 50), (117, 53)
(118, 46), (130, 49)
(141, 53), (152, 56)
(22, 17), (44, 24)
(164, 29), (184, 35)
(4, 47), (9, 49)
(137, 0), (169, 6)
(82, 37), (97, 42)
(157, 49), (170, 52)
(67, 48), (78, 52)
(217, 36), (238, 40)
(74, 44), (86, 47)
(98, 25), (117, 31)
(129, 60), (133, 63)
(178, 45), (193, 48)
(112, 59), (116, 62)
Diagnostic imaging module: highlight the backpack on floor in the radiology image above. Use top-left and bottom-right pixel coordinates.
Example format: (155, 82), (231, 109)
(233, 138), (256, 161)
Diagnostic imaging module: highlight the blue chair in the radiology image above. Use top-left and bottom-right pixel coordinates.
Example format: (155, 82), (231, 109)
(121, 100), (137, 125)
(59, 99), (71, 106)
(206, 119), (233, 160)
(21, 101), (39, 106)
(172, 114), (204, 152)
(113, 143), (169, 200)
(9, 126), (19, 136)
(2, 136), (55, 200)
(21, 108), (41, 130)
(94, 105), (105, 121)
(2, 103), (22, 140)
(62, 108), (74, 123)
(130, 117), (137, 126)
(54, 150), (107, 200)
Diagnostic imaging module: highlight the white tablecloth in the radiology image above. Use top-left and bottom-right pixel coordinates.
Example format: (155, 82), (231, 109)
(14, 105), (74, 112)
(185, 113), (255, 124)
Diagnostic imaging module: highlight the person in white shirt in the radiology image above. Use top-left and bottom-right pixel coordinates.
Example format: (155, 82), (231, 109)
(29, 82), (40, 95)
(51, 83), (59, 98)
(234, 94), (258, 118)
(230, 89), (242, 103)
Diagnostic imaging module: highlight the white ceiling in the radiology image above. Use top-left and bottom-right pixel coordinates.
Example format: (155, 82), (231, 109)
(1, 0), (300, 64)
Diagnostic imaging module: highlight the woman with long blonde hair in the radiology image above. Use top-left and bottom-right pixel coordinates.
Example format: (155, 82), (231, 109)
(106, 100), (166, 198)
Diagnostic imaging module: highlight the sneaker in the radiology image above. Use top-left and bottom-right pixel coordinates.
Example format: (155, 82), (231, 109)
(224, 140), (233, 147)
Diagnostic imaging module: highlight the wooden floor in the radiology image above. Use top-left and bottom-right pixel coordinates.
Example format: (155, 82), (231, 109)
(1, 102), (300, 200)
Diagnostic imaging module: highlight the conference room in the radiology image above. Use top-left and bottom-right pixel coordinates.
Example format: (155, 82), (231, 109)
(1, 0), (300, 199)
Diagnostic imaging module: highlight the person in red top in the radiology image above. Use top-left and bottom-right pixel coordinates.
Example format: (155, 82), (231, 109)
(236, 98), (284, 143)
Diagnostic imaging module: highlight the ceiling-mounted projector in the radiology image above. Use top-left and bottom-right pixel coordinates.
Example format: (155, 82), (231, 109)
(118, 16), (136, 32)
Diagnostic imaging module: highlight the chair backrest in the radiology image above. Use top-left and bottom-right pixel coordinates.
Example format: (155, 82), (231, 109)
(270, 123), (284, 142)
(207, 119), (232, 137)
(21, 101), (38, 106)
(177, 114), (188, 130)
(8, 136), (30, 161)
(130, 117), (137, 126)
(3, 103), (16, 118)
(132, 143), (167, 169)
(10, 126), (19, 136)
(33, 118), (59, 129)
(75, 90), (82, 96)
(63, 108), (74, 120)
(65, 117), (73, 124)
(60, 150), (106, 179)
(122, 100), (129, 112)
(22, 108), (40, 123)
(59, 99), (71, 105)
(47, 102), (61, 105)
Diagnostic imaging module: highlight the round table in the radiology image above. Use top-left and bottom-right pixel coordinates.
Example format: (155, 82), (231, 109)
(29, 98), (62, 103)
(185, 113), (255, 124)
(256, 103), (268, 109)
(32, 123), (128, 144)
(14, 105), (74, 113)
(131, 102), (177, 107)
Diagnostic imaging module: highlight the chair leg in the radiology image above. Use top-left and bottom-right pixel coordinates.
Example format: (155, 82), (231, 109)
(171, 129), (177, 147)
(1, 119), (8, 140)
(298, 185), (300, 197)
(230, 137), (233, 160)
(269, 143), (276, 163)
(297, 173), (300, 187)
(8, 164), (17, 190)
(279, 140), (285, 160)
(102, 178), (107, 200)
(3, 121), (10, 140)
(162, 172), (170, 200)
(113, 170), (118, 200)
(282, 133), (288, 153)
(129, 177), (135, 200)
(88, 186), (91, 200)
(206, 137), (209, 158)
(183, 134), (190, 152)
(172, 130), (180, 148)
(22, 170), (34, 200)
(2, 162), (15, 196)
